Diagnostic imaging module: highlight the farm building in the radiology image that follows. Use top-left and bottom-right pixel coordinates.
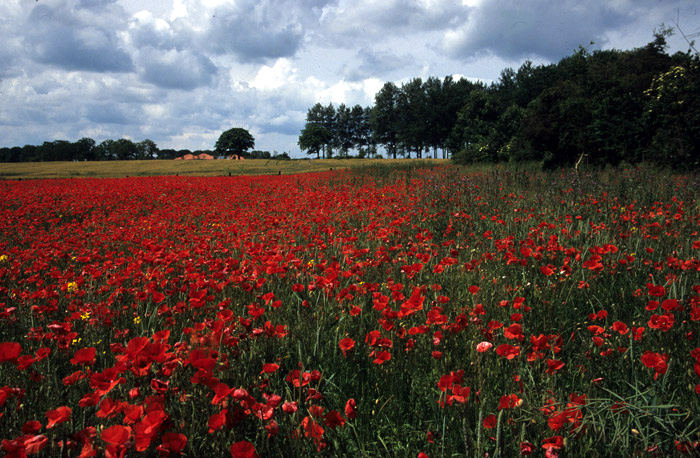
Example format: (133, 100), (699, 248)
(174, 153), (214, 160)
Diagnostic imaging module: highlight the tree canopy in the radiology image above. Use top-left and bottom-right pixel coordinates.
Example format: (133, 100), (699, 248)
(215, 128), (255, 156)
(0, 138), (166, 162)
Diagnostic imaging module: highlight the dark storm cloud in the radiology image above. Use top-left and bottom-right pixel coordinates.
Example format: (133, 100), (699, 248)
(443, 0), (660, 61)
(25, 3), (134, 73)
(137, 48), (217, 90)
(206, 1), (305, 62)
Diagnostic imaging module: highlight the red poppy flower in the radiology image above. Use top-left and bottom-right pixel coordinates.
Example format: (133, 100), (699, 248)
(230, 440), (258, 458)
(648, 313), (674, 332)
(101, 425), (131, 445)
(212, 383), (233, 405)
(96, 398), (119, 418)
(34, 347), (50, 361)
(483, 414), (497, 429)
(504, 323), (524, 341)
(15, 354), (34, 371)
(325, 410), (346, 428)
(476, 341), (493, 353)
(339, 338), (355, 358)
(0, 342), (21, 363)
(646, 300), (659, 311)
(265, 420), (279, 437)
(540, 264), (556, 276)
(447, 385), (470, 405)
(156, 432), (187, 456)
(46, 406), (71, 429)
(542, 435), (564, 450)
(301, 416), (325, 450)
(344, 399), (357, 420)
(612, 321), (628, 334)
(660, 298), (681, 312)
(520, 441), (535, 455)
(261, 363), (279, 374)
(188, 349), (217, 373)
(546, 359), (565, 375)
(547, 411), (568, 431)
(641, 351), (669, 379)
(122, 403), (143, 425)
(495, 344), (519, 360)
(398, 287), (424, 317)
(309, 405), (325, 418)
(646, 283), (666, 297)
(21, 434), (47, 454)
(498, 394), (522, 410)
(1, 439), (24, 456)
(22, 421), (41, 435)
(282, 401), (298, 414)
(70, 347), (96, 366)
(372, 350), (391, 364)
(208, 410), (228, 434)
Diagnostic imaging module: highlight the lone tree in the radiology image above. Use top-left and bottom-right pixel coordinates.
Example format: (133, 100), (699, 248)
(215, 128), (255, 156)
(298, 123), (331, 158)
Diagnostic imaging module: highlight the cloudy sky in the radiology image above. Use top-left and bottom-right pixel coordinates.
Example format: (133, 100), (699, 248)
(1, 0), (697, 156)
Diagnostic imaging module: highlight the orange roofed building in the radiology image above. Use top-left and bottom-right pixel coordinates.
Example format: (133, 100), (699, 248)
(175, 153), (215, 160)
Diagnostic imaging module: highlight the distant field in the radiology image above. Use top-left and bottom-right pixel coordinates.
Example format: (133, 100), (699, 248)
(0, 158), (447, 179)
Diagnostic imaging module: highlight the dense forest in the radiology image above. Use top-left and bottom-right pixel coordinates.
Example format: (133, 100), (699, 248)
(298, 31), (699, 169)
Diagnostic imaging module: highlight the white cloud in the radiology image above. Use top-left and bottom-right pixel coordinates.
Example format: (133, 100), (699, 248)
(169, 0), (188, 21)
(250, 59), (296, 91)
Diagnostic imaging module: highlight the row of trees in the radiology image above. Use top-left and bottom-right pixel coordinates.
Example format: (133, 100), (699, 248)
(297, 77), (476, 160)
(0, 131), (279, 162)
(298, 104), (374, 158)
(298, 30), (698, 168)
(0, 138), (161, 162)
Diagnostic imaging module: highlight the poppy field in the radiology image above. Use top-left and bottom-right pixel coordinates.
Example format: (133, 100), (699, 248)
(0, 164), (698, 457)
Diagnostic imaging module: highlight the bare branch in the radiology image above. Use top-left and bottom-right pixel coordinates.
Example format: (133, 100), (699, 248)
(673, 10), (699, 55)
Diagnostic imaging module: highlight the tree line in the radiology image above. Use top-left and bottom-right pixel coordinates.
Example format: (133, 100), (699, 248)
(298, 30), (699, 169)
(0, 138), (160, 162)
(0, 137), (279, 162)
